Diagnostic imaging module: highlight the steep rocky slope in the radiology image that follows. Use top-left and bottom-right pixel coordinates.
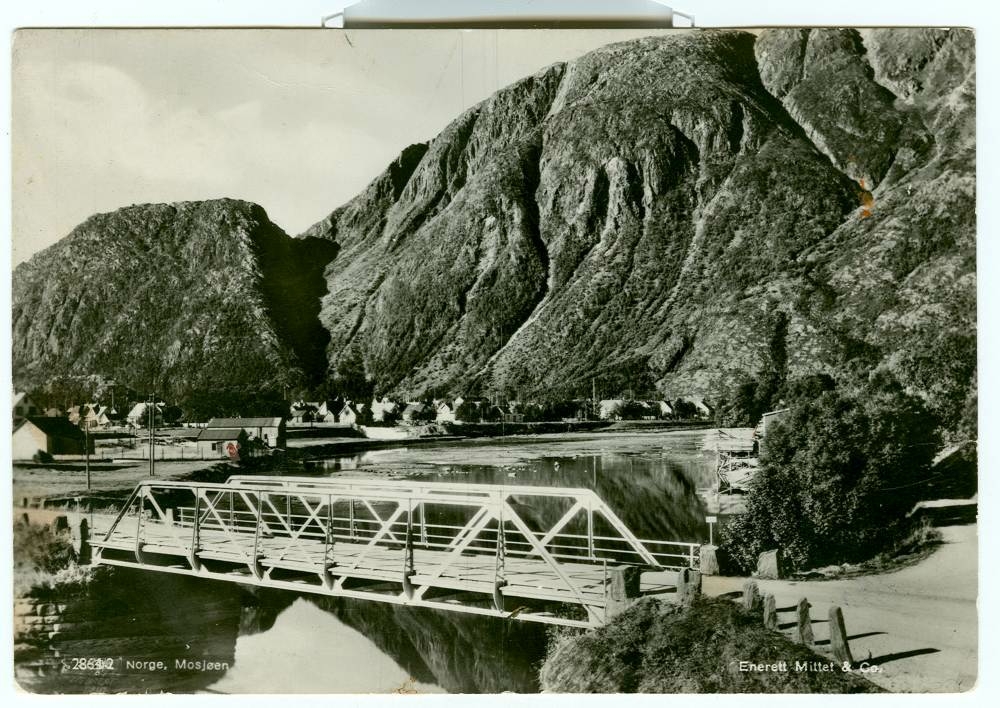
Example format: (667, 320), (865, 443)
(302, 28), (974, 430)
(12, 29), (975, 432)
(12, 200), (336, 402)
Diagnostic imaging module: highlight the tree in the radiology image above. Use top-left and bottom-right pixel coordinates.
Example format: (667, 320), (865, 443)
(671, 399), (697, 419)
(722, 376), (940, 572)
(455, 400), (480, 423)
(329, 350), (374, 402)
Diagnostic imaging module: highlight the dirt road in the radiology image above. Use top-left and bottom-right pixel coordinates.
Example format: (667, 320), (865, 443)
(701, 524), (978, 692)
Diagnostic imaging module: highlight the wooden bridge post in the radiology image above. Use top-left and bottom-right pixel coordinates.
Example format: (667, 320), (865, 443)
(829, 606), (853, 664)
(796, 598), (814, 645)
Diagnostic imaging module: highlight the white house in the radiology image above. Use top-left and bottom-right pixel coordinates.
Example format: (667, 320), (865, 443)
(315, 401), (337, 423)
(127, 401), (164, 428)
(598, 399), (626, 420)
(13, 392), (41, 425)
(436, 401), (456, 423)
(12, 417), (91, 460)
(205, 417), (285, 448)
(371, 397), (400, 423)
(338, 402), (363, 425)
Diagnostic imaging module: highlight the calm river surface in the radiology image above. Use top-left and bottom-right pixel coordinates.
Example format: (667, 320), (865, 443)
(16, 430), (716, 694)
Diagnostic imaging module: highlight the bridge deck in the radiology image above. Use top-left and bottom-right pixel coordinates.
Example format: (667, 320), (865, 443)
(91, 477), (700, 627)
(94, 517), (612, 605)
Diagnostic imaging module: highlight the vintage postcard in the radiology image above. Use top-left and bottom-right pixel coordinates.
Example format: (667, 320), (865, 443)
(10, 26), (976, 694)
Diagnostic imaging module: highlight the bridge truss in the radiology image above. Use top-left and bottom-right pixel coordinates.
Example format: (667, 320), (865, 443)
(93, 476), (699, 628)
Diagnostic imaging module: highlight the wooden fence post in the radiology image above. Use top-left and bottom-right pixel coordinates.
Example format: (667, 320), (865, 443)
(796, 598), (814, 645)
(762, 593), (777, 630)
(829, 606), (853, 665)
(742, 580), (761, 612)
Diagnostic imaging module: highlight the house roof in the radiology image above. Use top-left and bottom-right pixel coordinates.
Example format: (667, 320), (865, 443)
(17, 416), (85, 439)
(127, 402), (163, 418)
(207, 417), (283, 428)
(198, 428), (247, 441)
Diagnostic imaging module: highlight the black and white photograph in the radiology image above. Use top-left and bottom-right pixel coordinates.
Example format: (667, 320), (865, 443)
(7, 14), (978, 696)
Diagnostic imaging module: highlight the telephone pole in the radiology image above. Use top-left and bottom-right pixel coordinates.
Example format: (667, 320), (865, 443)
(148, 394), (156, 477)
(84, 418), (91, 491)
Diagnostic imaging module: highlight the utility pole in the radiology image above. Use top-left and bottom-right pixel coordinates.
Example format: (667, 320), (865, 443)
(84, 418), (91, 491)
(148, 394), (155, 477)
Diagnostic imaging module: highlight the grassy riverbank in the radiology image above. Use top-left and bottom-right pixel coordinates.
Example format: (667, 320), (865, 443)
(13, 517), (93, 598)
(540, 597), (880, 693)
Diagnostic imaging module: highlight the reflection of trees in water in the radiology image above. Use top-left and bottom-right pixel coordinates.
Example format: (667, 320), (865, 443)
(415, 451), (710, 542)
(310, 596), (547, 693)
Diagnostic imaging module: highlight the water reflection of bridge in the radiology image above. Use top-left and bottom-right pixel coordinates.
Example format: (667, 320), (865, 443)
(93, 476), (700, 628)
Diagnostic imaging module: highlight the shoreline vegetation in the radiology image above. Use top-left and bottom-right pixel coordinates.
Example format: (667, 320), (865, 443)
(540, 597), (881, 693)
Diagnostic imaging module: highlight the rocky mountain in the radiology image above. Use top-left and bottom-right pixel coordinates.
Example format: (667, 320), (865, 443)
(12, 200), (336, 403)
(302, 28), (975, 431)
(12, 29), (975, 431)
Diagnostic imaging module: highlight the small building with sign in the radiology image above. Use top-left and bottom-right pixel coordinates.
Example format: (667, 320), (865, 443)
(196, 427), (249, 460)
(205, 417), (285, 448)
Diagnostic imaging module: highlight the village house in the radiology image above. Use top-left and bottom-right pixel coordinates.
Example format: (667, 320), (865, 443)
(12, 392), (41, 425)
(315, 401), (338, 423)
(598, 399), (626, 420)
(337, 402), (370, 426)
(436, 401), (456, 423)
(69, 403), (116, 429)
(126, 401), (164, 428)
(756, 408), (790, 454)
(683, 396), (714, 419)
(371, 397), (400, 423)
(653, 400), (674, 417)
(400, 402), (428, 423)
(12, 416), (93, 460)
(196, 427), (250, 460)
(205, 417), (285, 448)
(289, 400), (318, 423)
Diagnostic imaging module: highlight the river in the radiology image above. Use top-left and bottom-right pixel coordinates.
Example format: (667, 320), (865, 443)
(15, 429), (717, 694)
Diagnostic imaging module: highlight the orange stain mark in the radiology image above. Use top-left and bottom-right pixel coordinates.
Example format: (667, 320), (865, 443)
(858, 178), (874, 218)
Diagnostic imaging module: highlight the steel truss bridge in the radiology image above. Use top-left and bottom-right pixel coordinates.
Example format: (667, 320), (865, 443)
(93, 476), (700, 628)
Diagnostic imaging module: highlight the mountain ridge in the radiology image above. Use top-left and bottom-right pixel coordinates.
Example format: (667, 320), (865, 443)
(12, 29), (976, 432)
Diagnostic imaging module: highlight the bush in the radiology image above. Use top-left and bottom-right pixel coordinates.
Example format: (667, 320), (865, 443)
(14, 519), (76, 575)
(722, 376), (940, 572)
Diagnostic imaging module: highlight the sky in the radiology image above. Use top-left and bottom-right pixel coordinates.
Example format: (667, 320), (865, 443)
(11, 27), (677, 265)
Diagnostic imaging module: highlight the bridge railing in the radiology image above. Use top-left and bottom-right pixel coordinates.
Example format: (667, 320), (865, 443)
(168, 503), (699, 569)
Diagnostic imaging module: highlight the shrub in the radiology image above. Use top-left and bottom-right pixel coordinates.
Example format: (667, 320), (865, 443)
(722, 376), (940, 572)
